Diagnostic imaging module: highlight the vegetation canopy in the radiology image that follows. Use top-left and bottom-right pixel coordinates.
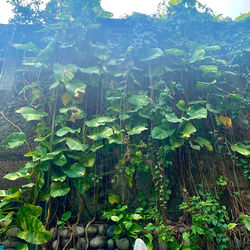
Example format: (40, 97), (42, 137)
(0, 0), (249, 249)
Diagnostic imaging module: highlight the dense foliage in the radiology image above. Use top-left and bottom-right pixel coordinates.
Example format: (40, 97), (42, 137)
(1, 0), (249, 249)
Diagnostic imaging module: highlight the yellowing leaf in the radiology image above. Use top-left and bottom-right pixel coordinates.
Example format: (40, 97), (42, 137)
(62, 92), (74, 106)
(219, 115), (232, 128)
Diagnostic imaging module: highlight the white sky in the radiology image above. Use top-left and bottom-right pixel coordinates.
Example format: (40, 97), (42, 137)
(0, 0), (249, 23)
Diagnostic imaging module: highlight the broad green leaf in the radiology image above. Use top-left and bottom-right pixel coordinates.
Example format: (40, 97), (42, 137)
(206, 103), (220, 113)
(183, 232), (191, 241)
(140, 48), (163, 61)
(108, 193), (120, 205)
(51, 172), (66, 182)
(66, 137), (88, 151)
(4, 172), (23, 180)
(132, 214), (142, 220)
(128, 94), (149, 109)
(165, 48), (185, 56)
(170, 136), (184, 149)
(50, 182), (70, 198)
(90, 142), (104, 152)
(180, 123), (196, 138)
(61, 211), (72, 221)
(79, 66), (101, 74)
(53, 154), (67, 166)
(152, 125), (175, 140)
(16, 107), (47, 121)
(189, 141), (200, 150)
(88, 127), (113, 140)
(189, 49), (205, 63)
(238, 214), (250, 230)
(5, 132), (27, 149)
(17, 243), (29, 250)
(111, 216), (120, 222)
(199, 65), (218, 73)
(85, 117), (116, 127)
(186, 106), (207, 120)
(63, 163), (85, 178)
(56, 127), (80, 137)
(17, 204), (42, 219)
(165, 113), (182, 123)
(13, 42), (38, 53)
(83, 153), (95, 167)
(227, 223), (237, 230)
(127, 126), (148, 135)
(53, 63), (78, 83)
(176, 100), (186, 111)
(191, 225), (204, 235)
(200, 45), (221, 51)
(194, 137), (213, 151)
(197, 80), (217, 89)
(231, 142), (250, 157)
(17, 215), (51, 245)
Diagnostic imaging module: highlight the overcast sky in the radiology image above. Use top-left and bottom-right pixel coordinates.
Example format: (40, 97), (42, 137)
(0, 0), (249, 23)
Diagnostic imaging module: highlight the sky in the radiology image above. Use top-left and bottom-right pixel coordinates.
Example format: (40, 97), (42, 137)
(0, 0), (249, 23)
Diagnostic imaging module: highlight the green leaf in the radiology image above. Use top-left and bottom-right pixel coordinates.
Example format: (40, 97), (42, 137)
(79, 66), (101, 74)
(16, 107), (47, 121)
(88, 127), (113, 140)
(238, 214), (250, 230)
(111, 216), (120, 222)
(191, 225), (204, 235)
(165, 48), (185, 56)
(66, 137), (88, 151)
(53, 63), (78, 83)
(189, 49), (205, 63)
(140, 48), (163, 61)
(180, 123), (196, 138)
(13, 42), (38, 53)
(127, 126), (148, 135)
(128, 94), (149, 109)
(17, 204), (42, 219)
(186, 106), (207, 120)
(132, 214), (142, 220)
(61, 211), (72, 221)
(170, 136), (184, 149)
(51, 172), (66, 182)
(231, 142), (250, 157)
(85, 117), (116, 127)
(4, 172), (23, 180)
(165, 113), (182, 123)
(108, 193), (120, 205)
(183, 232), (190, 241)
(199, 65), (218, 73)
(227, 223), (237, 230)
(176, 100), (186, 111)
(83, 153), (95, 167)
(152, 125), (175, 140)
(17, 215), (52, 245)
(17, 243), (29, 250)
(5, 132), (27, 149)
(63, 163), (85, 178)
(50, 182), (70, 198)
(189, 141), (200, 150)
(194, 137), (213, 151)
(53, 154), (67, 166)
(56, 127), (80, 137)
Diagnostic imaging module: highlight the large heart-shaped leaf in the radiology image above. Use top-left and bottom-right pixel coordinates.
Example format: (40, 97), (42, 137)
(127, 126), (148, 135)
(5, 132), (27, 149)
(165, 48), (185, 56)
(63, 163), (85, 178)
(180, 123), (196, 138)
(66, 137), (88, 151)
(17, 215), (51, 245)
(165, 113), (182, 123)
(16, 107), (48, 121)
(194, 137), (213, 151)
(151, 125), (175, 140)
(186, 106), (207, 120)
(231, 142), (250, 157)
(17, 204), (42, 219)
(85, 117), (116, 127)
(50, 182), (70, 197)
(53, 63), (78, 83)
(65, 81), (86, 97)
(88, 127), (113, 140)
(56, 127), (80, 137)
(189, 49), (205, 63)
(128, 94), (149, 109)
